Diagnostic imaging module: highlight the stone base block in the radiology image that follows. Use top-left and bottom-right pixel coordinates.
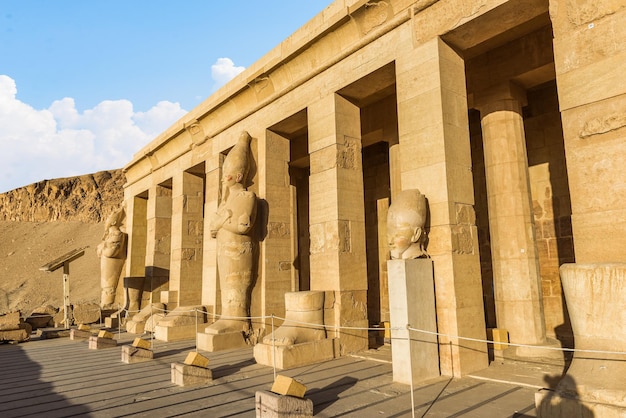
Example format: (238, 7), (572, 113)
(255, 390), (313, 417)
(254, 339), (337, 370)
(515, 337), (565, 360)
(36, 329), (71, 339)
(535, 389), (626, 418)
(171, 363), (213, 386)
(155, 324), (201, 342)
(197, 331), (247, 352)
(121, 345), (154, 363)
(88, 335), (119, 349)
(0, 328), (29, 343)
(70, 329), (93, 341)
(25, 314), (53, 329)
(104, 316), (119, 328)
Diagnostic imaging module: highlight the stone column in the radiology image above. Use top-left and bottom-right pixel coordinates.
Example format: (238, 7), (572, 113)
(255, 131), (293, 325)
(169, 171), (204, 308)
(396, 37), (487, 376)
(308, 93), (369, 355)
(476, 82), (546, 345)
(145, 184), (172, 304)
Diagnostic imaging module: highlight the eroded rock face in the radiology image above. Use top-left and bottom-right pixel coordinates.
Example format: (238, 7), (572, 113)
(0, 170), (125, 223)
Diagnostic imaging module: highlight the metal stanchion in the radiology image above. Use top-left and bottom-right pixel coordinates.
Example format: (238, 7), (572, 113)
(271, 314), (276, 380)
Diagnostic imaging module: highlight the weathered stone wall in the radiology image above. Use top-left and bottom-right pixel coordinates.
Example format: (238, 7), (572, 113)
(0, 170), (125, 223)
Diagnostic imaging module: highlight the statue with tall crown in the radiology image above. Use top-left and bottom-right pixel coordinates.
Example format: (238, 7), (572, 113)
(387, 189), (428, 259)
(205, 131), (258, 342)
(97, 206), (128, 309)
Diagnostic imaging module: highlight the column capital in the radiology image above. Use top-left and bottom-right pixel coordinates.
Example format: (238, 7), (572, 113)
(471, 81), (527, 115)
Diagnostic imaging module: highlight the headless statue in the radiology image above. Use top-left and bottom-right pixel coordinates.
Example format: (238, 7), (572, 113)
(387, 189), (428, 259)
(97, 207), (127, 308)
(206, 131), (257, 335)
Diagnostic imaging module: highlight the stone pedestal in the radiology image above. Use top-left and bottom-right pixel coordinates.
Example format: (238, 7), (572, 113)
(104, 316), (119, 328)
(171, 363), (212, 386)
(255, 390), (313, 417)
(254, 338), (337, 370)
(388, 258), (439, 385)
(197, 330), (247, 352)
(121, 345), (154, 363)
(88, 335), (119, 349)
(536, 263), (626, 417)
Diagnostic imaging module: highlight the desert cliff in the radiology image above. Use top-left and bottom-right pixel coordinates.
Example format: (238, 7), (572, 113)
(0, 170), (126, 315)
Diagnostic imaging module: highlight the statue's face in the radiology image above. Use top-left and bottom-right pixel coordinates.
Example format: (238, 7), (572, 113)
(222, 170), (242, 187)
(388, 226), (413, 258)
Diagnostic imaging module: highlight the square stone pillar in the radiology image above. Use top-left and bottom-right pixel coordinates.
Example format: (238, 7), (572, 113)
(551, 1), (626, 263)
(254, 131), (293, 325)
(169, 171), (204, 307)
(145, 184), (172, 304)
(125, 194), (147, 278)
(475, 82), (546, 346)
(201, 155), (221, 316)
(308, 93), (368, 355)
(396, 37), (488, 376)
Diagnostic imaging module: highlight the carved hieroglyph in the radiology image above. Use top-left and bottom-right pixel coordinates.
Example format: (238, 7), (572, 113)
(206, 131), (257, 336)
(97, 207), (127, 308)
(387, 189), (428, 259)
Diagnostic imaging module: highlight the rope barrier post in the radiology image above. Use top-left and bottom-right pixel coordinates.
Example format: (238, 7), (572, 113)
(271, 314), (276, 381)
(150, 303), (154, 351)
(406, 324), (415, 418)
(195, 308), (199, 353)
(118, 303), (123, 339)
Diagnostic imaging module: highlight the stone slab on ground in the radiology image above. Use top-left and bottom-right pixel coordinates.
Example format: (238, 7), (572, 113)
(70, 329), (92, 341)
(73, 303), (101, 325)
(255, 390), (313, 417)
(121, 345), (154, 363)
(25, 314), (53, 329)
(0, 337), (546, 417)
(0, 328), (29, 342)
(88, 335), (118, 349)
(171, 362), (213, 386)
(36, 328), (71, 339)
(0, 312), (21, 331)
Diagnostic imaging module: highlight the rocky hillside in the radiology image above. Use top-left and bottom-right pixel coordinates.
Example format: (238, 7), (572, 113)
(0, 170), (125, 223)
(0, 170), (126, 315)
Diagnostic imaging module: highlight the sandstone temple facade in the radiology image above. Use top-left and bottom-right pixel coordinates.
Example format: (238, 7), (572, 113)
(120, 0), (626, 380)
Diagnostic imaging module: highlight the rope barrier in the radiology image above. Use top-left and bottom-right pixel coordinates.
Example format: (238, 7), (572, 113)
(100, 304), (626, 357)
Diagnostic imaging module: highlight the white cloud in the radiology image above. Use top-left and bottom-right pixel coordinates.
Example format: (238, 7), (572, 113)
(0, 75), (187, 193)
(211, 57), (245, 89)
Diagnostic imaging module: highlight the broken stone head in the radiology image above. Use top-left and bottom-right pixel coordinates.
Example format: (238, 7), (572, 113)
(387, 189), (428, 259)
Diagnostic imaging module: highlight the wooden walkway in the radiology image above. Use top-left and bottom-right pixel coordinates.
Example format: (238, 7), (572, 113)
(0, 332), (539, 417)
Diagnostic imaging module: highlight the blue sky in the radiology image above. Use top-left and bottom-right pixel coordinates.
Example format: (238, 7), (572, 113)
(0, 1), (330, 193)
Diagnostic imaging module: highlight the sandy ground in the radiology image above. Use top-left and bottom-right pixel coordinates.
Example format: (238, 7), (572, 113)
(0, 221), (104, 315)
